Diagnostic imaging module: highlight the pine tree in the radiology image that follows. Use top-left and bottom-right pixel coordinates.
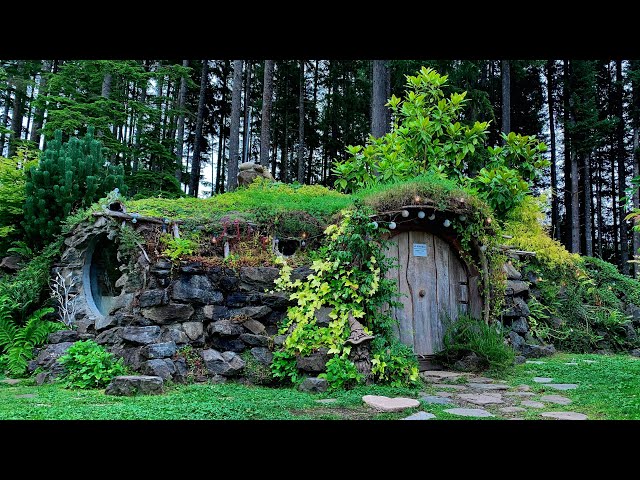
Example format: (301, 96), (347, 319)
(22, 127), (126, 248)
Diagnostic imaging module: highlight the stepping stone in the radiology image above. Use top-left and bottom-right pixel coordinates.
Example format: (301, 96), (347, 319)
(517, 384), (531, 391)
(545, 383), (578, 391)
(526, 360), (545, 364)
(458, 393), (504, 405)
(402, 411), (436, 420)
(583, 360), (597, 364)
(444, 408), (494, 418)
(362, 395), (420, 412)
(420, 395), (453, 405)
(500, 406), (527, 414)
(541, 411), (588, 420)
(540, 394), (572, 406)
(315, 398), (337, 404)
(465, 376), (494, 383)
(505, 391), (535, 397)
(432, 384), (467, 391)
(533, 377), (553, 383)
(468, 383), (509, 391)
(564, 362), (578, 366)
(509, 417), (526, 420)
(15, 394), (36, 399)
(521, 400), (545, 409)
(435, 392), (454, 398)
(420, 370), (468, 380)
(0, 379), (21, 385)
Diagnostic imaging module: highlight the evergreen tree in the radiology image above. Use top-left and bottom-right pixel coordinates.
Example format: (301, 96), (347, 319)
(22, 127), (126, 248)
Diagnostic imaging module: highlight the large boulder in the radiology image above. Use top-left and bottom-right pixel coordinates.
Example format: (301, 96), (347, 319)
(208, 319), (245, 337)
(47, 330), (79, 344)
(119, 326), (161, 345)
(239, 267), (280, 291)
(502, 296), (531, 318)
(33, 342), (75, 370)
(0, 255), (22, 272)
(201, 349), (245, 376)
(296, 348), (330, 373)
(237, 162), (274, 187)
(139, 289), (168, 308)
(142, 342), (177, 359)
(105, 376), (164, 396)
(250, 347), (273, 366)
(171, 275), (223, 304)
(141, 359), (176, 380)
(298, 377), (328, 393)
(141, 303), (194, 324)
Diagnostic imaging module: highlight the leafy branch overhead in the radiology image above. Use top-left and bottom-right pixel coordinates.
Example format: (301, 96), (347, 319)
(333, 67), (548, 217)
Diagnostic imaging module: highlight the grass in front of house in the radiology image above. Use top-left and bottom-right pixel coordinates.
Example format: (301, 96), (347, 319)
(2, 353), (639, 420)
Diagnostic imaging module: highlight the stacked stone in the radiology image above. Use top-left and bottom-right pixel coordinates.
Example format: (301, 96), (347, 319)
(502, 259), (555, 359)
(32, 259), (315, 386)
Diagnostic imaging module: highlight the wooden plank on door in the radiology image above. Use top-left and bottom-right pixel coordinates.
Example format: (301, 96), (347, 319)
(433, 235), (450, 352)
(468, 275), (482, 319)
(395, 232), (414, 348)
(407, 230), (437, 355)
(383, 236), (400, 339)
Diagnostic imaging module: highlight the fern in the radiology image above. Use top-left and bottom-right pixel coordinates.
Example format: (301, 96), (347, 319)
(0, 295), (18, 350)
(0, 306), (60, 377)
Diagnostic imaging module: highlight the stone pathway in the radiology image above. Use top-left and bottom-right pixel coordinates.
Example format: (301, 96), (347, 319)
(389, 367), (588, 420)
(0, 378), (21, 385)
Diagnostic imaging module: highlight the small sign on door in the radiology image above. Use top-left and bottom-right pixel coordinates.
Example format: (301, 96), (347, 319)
(413, 243), (427, 257)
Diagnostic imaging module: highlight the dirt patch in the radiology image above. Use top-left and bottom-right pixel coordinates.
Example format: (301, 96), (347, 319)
(289, 406), (377, 420)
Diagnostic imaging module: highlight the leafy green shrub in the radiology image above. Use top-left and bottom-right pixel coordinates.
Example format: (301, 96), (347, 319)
(23, 127), (126, 248)
(318, 354), (363, 390)
(370, 340), (419, 387)
(241, 350), (275, 386)
(0, 238), (64, 322)
(0, 300), (60, 377)
(0, 146), (38, 256)
(58, 340), (127, 389)
(475, 164), (528, 216)
(332, 66), (547, 221)
(438, 314), (515, 372)
(159, 234), (198, 263)
(271, 350), (301, 385)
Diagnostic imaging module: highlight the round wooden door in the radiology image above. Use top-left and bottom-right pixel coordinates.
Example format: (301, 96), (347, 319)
(384, 231), (481, 355)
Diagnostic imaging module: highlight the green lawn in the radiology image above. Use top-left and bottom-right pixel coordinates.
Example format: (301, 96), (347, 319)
(1, 353), (639, 420)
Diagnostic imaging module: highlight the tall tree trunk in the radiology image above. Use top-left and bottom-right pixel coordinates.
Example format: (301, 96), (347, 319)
(189, 60), (209, 197)
(133, 62), (149, 174)
(634, 125), (640, 277)
(611, 132), (619, 264)
(260, 60), (274, 168)
(297, 60), (305, 183)
(371, 60), (390, 138)
(29, 61), (51, 146)
(584, 153), (593, 256)
(307, 59), (319, 184)
(570, 147), (580, 253)
(597, 159), (604, 258)
(563, 60), (573, 250)
(632, 61), (640, 277)
(547, 60), (560, 240)
(282, 100), (289, 183)
(215, 61), (230, 194)
(616, 60), (630, 274)
(24, 80), (35, 141)
(174, 60), (189, 182)
(8, 74), (26, 157)
(0, 90), (11, 155)
(227, 60), (243, 192)
(101, 72), (112, 98)
(242, 61), (252, 164)
(501, 59), (511, 140)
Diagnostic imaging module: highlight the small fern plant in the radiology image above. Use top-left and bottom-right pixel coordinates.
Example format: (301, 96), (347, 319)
(0, 296), (62, 377)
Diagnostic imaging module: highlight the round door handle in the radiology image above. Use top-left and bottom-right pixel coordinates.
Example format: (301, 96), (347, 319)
(419, 289), (426, 297)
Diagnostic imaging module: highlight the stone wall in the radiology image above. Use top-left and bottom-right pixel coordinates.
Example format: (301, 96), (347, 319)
(30, 218), (555, 387)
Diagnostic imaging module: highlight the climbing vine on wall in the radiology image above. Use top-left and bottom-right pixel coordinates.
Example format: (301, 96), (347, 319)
(270, 203), (419, 388)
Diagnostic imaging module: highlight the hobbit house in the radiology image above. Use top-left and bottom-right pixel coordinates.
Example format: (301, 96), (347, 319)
(30, 189), (550, 387)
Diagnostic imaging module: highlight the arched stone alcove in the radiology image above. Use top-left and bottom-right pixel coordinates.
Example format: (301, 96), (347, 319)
(83, 233), (122, 318)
